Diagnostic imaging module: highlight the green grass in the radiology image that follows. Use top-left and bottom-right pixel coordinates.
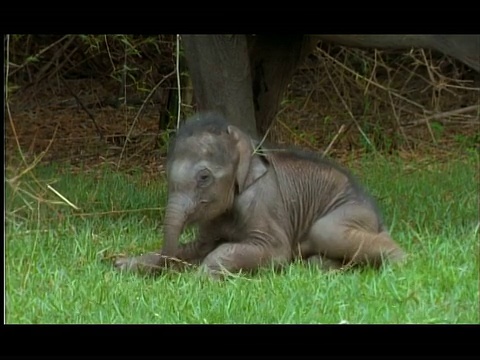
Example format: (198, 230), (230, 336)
(5, 154), (479, 324)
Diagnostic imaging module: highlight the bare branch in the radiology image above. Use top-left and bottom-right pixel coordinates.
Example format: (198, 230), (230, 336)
(116, 70), (176, 168)
(8, 35), (71, 77)
(60, 77), (104, 140)
(176, 34), (182, 130)
(402, 105), (480, 127)
(323, 125), (346, 157)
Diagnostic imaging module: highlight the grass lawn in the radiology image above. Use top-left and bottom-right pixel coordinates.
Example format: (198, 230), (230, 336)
(5, 153), (479, 324)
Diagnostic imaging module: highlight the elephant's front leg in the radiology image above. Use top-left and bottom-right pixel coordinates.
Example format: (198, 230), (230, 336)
(114, 235), (223, 275)
(200, 239), (291, 279)
(114, 251), (165, 275)
(172, 236), (226, 266)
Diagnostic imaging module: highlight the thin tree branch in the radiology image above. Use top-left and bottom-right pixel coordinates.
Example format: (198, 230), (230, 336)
(117, 70), (176, 168)
(60, 77), (104, 140)
(402, 105), (480, 127)
(8, 35), (70, 77)
(176, 34), (182, 130)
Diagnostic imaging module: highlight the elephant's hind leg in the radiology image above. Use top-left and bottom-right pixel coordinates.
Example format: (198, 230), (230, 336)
(305, 204), (406, 268)
(340, 228), (406, 267)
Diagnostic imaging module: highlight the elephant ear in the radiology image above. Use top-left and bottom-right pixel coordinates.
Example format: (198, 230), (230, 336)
(227, 125), (268, 193)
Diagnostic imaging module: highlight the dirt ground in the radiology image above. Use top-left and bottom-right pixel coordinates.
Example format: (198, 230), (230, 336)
(5, 48), (479, 181)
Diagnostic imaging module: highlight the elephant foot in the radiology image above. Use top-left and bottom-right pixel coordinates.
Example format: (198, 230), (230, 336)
(114, 252), (166, 275)
(387, 247), (408, 264)
(114, 252), (196, 275)
(195, 264), (227, 280)
(305, 255), (344, 272)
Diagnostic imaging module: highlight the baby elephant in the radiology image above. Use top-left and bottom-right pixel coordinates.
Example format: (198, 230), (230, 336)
(115, 113), (406, 278)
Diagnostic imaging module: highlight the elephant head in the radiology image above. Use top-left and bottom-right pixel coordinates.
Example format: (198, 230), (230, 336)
(161, 113), (267, 256)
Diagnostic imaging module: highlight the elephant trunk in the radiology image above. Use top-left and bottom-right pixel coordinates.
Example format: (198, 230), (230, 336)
(162, 193), (194, 256)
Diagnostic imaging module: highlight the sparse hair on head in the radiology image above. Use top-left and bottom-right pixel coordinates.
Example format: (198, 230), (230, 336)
(167, 112), (231, 161)
(176, 112), (230, 139)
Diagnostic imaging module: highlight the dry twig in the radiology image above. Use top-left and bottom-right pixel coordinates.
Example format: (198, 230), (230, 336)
(116, 70), (176, 168)
(9, 35), (71, 77)
(60, 76), (104, 140)
(323, 125), (346, 157)
(402, 105), (480, 127)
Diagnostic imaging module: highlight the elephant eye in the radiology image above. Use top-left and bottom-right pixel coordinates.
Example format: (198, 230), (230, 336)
(196, 169), (212, 187)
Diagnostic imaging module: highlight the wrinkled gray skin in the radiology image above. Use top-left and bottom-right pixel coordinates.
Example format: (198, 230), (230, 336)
(181, 34), (480, 137)
(115, 113), (406, 278)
